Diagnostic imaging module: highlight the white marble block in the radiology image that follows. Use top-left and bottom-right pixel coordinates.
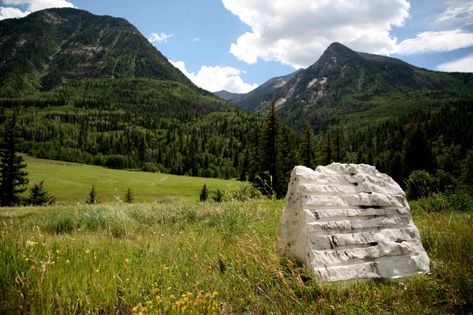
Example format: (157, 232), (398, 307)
(278, 163), (430, 282)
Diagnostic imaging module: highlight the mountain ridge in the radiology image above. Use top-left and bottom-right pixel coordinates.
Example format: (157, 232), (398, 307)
(221, 42), (473, 129)
(0, 8), (194, 97)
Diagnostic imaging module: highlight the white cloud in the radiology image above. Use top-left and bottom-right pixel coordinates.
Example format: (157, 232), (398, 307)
(192, 37), (200, 42)
(221, 0), (410, 68)
(438, 54), (473, 72)
(147, 32), (174, 43)
(438, 1), (473, 26)
(0, 0), (75, 20)
(0, 6), (29, 19)
(396, 29), (473, 55)
(171, 60), (258, 93)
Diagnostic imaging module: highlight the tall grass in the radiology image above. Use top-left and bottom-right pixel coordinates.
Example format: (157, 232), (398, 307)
(1, 197), (472, 313)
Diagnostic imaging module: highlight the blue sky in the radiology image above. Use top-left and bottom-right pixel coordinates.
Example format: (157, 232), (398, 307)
(1, 0), (473, 93)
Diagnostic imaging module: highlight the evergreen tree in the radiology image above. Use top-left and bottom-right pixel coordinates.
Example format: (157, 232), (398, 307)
(125, 187), (134, 203)
(212, 189), (224, 202)
(239, 149), (249, 181)
(303, 124), (316, 168)
(199, 184), (208, 202)
(86, 185), (97, 204)
(27, 181), (55, 206)
(321, 132), (332, 165)
(461, 149), (473, 184)
(404, 121), (432, 175)
(257, 100), (280, 196)
(0, 113), (29, 206)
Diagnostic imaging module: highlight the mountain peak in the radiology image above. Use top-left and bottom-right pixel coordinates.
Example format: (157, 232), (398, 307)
(318, 42), (359, 63)
(0, 8), (193, 96)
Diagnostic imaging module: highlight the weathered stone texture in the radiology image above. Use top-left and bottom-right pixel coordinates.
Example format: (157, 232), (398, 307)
(278, 163), (430, 282)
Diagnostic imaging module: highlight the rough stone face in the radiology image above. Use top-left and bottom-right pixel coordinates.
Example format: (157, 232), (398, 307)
(278, 163), (430, 282)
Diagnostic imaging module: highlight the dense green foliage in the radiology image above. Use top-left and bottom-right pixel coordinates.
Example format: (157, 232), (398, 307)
(1, 196), (472, 313)
(345, 101), (473, 186)
(0, 113), (28, 206)
(0, 93), (255, 179)
(247, 101), (301, 197)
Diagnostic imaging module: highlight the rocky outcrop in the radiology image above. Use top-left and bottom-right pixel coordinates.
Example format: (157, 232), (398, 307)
(278, 163), (430, 282)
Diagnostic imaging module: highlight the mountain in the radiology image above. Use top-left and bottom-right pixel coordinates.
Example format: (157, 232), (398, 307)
(228, 70), (302, 111)
(214, 90), (244, 102)
(0, 8), (257, 179)
(228, 42), (473, 130)
(0, 8), (193, 97)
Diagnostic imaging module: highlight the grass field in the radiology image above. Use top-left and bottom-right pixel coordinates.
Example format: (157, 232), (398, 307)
(24, 156), (242, 203)
(1, 193), (472, 314)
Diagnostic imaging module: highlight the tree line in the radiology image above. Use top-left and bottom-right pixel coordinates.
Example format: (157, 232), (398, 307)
(0, 97), (472, 205)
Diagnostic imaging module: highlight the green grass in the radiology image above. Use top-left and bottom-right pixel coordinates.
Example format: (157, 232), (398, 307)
(24, 156), (242, 203)
(1, 194), (472, 314)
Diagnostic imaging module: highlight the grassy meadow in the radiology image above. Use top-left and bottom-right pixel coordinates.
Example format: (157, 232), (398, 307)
(0, 156), (471, 313)
(1, 194), (472, 313)
(24, 156), (242, 203)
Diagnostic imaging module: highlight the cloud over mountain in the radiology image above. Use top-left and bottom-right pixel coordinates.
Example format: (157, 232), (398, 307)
(0, 0), (75, 20)
(222, 0), (410, 68)
(171, 61), (258, 93)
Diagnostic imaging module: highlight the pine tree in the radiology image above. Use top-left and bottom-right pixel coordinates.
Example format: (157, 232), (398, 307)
(199, 184), (208, 202)
(0, 112), (29, 206)
(258, 100), (280, 196)
(125, 187), (134, 203)
(321, 132), (332, 165)
(303, 124), (316, 168)
(86, 185), (97, 204)
(404, 121), (432, 175)
(27, 181), (55, 206)
(212, 189), (224, 202)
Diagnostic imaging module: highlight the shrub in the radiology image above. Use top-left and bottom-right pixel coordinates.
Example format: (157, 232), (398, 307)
(125, 188), (134, 203)
(212, 189), (224, 202)
(225, 182), (263, 201)
(406, 170), (436, 200)
(199, 184), (208, 202)
(86, 185), (97, 204)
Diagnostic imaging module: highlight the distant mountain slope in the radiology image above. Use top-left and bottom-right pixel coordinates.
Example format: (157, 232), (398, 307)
(0, 8), (192, 97)
(229, 70), (302, 111)
(228, 42), (473, 129)
(214, 90), (244, 102)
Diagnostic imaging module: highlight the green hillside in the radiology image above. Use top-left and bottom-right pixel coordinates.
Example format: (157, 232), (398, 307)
(24, 156), (242, 203)
(0, 8), (192, 97)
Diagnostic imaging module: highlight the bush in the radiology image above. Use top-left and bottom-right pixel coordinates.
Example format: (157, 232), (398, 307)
(199, 184), (208, 202)
(412, 193), (450, 213)
(447, 189), (473, 212)
(406, 170), (436, 200)
(86, 185), (97, 204)
(224, 182), (263, 201)
(405, 169), (456, 200)
(212, 189), (224, 202)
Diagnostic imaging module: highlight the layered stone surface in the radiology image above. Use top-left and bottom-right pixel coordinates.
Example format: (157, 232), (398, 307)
(278, 163), (430, 282)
